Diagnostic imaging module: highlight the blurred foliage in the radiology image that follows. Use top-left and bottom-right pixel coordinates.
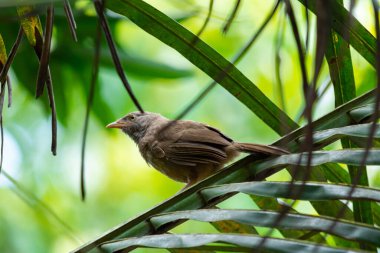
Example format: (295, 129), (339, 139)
(0, 0), (379, 253)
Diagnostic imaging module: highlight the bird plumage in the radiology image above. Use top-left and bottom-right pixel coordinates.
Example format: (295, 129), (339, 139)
(107, 112), (288, 188)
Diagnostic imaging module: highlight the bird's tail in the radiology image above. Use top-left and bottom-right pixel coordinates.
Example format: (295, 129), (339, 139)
(233, 142), (289, 155)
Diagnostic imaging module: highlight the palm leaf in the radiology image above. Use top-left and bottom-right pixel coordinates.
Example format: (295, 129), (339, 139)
(201, 181), (380, 202)
(72, 147), (380, 252)
(150, 209), (380, 246)
(99, 234), (368, 253)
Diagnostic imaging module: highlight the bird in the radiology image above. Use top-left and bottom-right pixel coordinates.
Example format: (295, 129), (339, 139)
(107, 112), (288, 188)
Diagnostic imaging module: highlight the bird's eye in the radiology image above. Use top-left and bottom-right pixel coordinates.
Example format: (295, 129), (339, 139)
(128, 115), (135, 120)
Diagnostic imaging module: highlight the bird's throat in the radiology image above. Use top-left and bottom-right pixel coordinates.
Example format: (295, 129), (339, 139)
(123, 124), (148, 144)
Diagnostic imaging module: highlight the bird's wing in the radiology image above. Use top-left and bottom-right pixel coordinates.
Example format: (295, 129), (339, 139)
(174, 121), (233, 146)
(163, 142), (227, 167)
(153, 121), (231, 167)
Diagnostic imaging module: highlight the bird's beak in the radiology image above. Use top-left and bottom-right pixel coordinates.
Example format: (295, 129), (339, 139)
(106, 120), (127, 129)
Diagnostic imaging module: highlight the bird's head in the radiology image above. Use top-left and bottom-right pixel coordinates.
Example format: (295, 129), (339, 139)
(107, 112), (163, 143)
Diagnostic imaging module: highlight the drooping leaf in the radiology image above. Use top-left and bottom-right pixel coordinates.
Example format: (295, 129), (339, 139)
(35, 4), (54, 97)
(0, 34), (7, 67)
(16, 6), (43, 48)
(63, 0), (78, 42)
(0, 28), (23, 105)
(94, 0), (144, 113)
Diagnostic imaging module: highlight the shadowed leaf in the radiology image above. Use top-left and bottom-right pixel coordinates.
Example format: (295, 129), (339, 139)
(201, 181), (380, 203)
(100, 234), (366, 253)
(151, 209), (380, 246)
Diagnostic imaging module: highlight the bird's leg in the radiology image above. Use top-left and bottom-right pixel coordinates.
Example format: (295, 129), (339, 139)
(173, 182), (193, 196)
(175, 176), (197, 194)
(183, 181), (195, 190)
(176, 170), (213, 194)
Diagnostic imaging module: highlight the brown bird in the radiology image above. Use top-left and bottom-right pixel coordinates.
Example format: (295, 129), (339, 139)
(107, 112), (288, 188)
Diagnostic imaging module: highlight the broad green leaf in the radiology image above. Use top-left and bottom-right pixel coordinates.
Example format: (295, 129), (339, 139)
(106, 0), (297, 135)
(201, 181), (380, 203)
(100, 234), (366, 253)
(150, 209), (380, 246)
